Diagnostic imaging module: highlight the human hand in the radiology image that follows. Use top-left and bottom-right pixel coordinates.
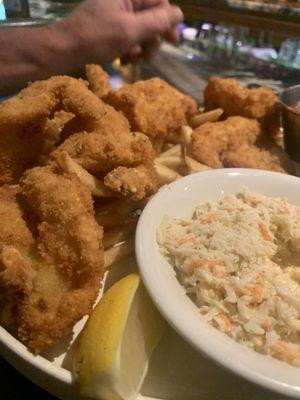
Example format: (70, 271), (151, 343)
(59, 0), (183, 64)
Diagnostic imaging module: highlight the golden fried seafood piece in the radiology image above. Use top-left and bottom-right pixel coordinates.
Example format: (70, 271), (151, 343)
(0, 185), (35, 254)
(0, 185), (35, 326)
(204, 76), (280, 135)
(0, 167), (103, 353)
(104, 77), (198, 139)
(49, 131), (155, 175)
(222, 144), (294, 174)
(85, 64), (110, 98)
(0, 75), (129, 184)
(0, 125), (44, 185)
(39, 110), (75, 161)
(31, 76), (129, 135)
(192, 116), (263, 168)
(104, 163), (158, 201)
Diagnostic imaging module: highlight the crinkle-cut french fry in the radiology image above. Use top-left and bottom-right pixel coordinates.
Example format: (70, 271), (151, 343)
(152, 136), (165, 155)
(95, 200), (145, 229)
(155, 156), (184, 170)
(189, 108), (223, 128)
(155, 162), (182, 185)
(158, 144), (182, 158)
(56, 151), (114, 197)
(185, 156), (212, 173)
(103, 223), (136, 249)
(104, 238), (134, 269)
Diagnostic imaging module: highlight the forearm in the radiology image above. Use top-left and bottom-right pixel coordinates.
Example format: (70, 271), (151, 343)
(0, 0), (182, 97)
(0, 23), (81, 97)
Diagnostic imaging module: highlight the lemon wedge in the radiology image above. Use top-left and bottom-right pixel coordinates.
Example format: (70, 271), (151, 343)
(73, 273), (165, 399)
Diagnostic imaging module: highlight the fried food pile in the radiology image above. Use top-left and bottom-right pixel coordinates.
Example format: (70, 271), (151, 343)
(0, 66), (293, 355)
(104, 77), (198, 141)
(192, 116), (294, 173)
(191, 77), (293, 174)
(0, 168), (103, 353)
(204, 76), (280, 135)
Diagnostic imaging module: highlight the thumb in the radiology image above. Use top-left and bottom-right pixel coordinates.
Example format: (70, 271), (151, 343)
(131, 5), (183, 44)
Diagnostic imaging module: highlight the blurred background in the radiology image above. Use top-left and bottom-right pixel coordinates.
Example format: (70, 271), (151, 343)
(1, 0), (299, 102)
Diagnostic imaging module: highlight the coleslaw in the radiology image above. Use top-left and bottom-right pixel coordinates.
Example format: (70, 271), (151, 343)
(157, 189), (300, 366)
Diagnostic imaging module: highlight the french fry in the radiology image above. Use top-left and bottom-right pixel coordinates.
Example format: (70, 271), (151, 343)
(95, 200), (145, 229)
(158, 144), (182, 158)
(165, 131), (183, 144)
(181, 125), (193, 155)
(155, 156), (184, 170)
(103, 223), (136, 249)
(155, 161), (182, 185)
(56, 151), (114, 197)
(104, 238), (134, 269)
(161, 142), (175, 152)
(189, 108), (223, 128)
(185, 156), (212, 173)
(152, 136), (165, 155)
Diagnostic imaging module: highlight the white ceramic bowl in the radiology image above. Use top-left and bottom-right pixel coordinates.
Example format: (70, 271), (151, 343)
(136, 168), (300, 399)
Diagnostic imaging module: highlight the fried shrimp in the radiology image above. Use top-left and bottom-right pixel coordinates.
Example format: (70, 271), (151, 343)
(0, 76), (128, 184)
(223, 144), (294, 174)
(85, 64), (110, 98)
(39, 110), (75, 161)
(104, 77), (198, 139)
(104, 163), (158, 201)
(49, 120), (158, 200)
(204, 76), (280, 135)
(192, 116), (263, 168)
(192, 116), (294, 173)
(50, 131), (155, 175)
(0, 167), (103, 353)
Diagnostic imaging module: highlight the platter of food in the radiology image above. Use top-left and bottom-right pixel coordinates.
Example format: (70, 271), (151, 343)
(0, 63), (299, 399)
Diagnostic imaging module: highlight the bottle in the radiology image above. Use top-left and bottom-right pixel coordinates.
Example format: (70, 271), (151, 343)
(3, 0), (30, 19)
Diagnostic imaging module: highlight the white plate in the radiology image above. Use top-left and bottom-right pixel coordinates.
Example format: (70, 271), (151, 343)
(136, 168), (300, 399)
(0, 168), (297, 400)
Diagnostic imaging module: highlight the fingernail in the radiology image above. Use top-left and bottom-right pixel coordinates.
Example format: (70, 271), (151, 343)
(171, 6), (183, 21)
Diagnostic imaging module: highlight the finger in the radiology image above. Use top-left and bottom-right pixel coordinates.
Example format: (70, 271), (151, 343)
(131, 4), (183, 44)
(129, 44), (143, 57)
(132, 0), (167, 11)
(129, 45), (143, 64)
(121, 44), (142, 65)
(122, 0), (134, 11)
(141, 36), (161, 60)
(164, 26), (180, 43)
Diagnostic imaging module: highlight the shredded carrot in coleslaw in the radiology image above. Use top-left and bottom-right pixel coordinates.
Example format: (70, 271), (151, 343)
(157, 189), (300, 367)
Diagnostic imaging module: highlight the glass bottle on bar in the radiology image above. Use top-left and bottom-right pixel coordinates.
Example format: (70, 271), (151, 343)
(3, 0), (30, 18)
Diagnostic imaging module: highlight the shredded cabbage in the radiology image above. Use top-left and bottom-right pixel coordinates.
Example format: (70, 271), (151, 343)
(157, 189), (300, 366)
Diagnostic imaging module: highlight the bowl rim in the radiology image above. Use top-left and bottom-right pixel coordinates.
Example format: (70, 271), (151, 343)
(136, 168), (300, 399)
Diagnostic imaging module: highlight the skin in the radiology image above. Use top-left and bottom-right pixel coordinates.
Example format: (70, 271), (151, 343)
(0, 0), (183, 96)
